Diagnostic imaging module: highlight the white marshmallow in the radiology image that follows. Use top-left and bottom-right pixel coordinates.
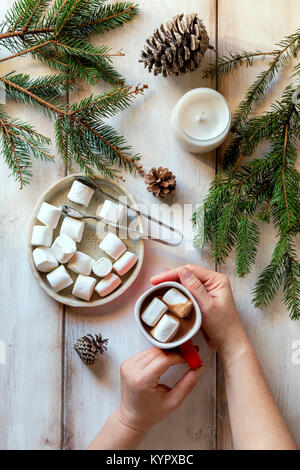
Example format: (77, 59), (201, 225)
(67, 180), (94, 207)
(113, 251), (138, 276)
(95, 273), (121, 297)
(47, 265), (73, 292)
(51, 233), (76, 264)
(92, 257), (112, 277)
(151, 313), (180, 343)
(72, 274), (96, 301)
(97, 200), (126, 224)
(37, 202), (61, 228)
(31, 225), (53, 247)
(162, 288), (193, 318)
(68, 251), (95, 275)
(32, 247), (58, 273)
(141, 297), (168, 327)
(99, 232), (126, 260)
(60, 216), (85, 242)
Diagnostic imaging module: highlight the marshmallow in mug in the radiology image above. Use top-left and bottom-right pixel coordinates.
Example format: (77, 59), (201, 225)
(47, 265), (73, 292)
(37, 202), (61, 228)
(31, 225), (53, 247)
(113, 251), (137, 276)
(51, 233), (76, 264)
(32, 247), (58, 273)
(141, 297), (168, 327)
(162, 288), (193, 318)
(68, 251), (95, 276)
(151, 313), (180, 343)
(72, 274), (97, 301)
(99, 232), (126, 260)
(60, 216), (85, 242)
(92, 257), (112, 277)
(67, 180), (95, 207)
(98, 200), (126, 224)
(95, 273), (121, 297)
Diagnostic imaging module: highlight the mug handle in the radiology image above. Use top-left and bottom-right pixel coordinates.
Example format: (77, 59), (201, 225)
(179, 340), (202, 369)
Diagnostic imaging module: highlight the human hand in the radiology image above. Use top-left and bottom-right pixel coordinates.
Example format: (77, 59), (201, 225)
(117, 347), (203, 433)
(151, 265), (249, 359)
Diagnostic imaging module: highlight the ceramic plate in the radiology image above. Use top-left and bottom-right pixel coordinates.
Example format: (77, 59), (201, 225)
(28, 174), (144, 307)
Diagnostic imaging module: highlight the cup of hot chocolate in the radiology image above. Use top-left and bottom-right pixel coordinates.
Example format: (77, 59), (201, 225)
(135, 281), (202, 369)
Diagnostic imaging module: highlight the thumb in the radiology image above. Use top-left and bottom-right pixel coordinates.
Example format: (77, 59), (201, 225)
(168, 367), (204, 408)
(179, 267), (210, 310)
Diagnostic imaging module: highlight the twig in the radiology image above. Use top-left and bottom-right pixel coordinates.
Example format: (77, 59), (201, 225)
(78, 119), (144, 175)
(22, 0), (43, 32)
(0, 27), (53, 39)
(0, 39), (54, 63)
(0, 75), (65, 115)
(78, 5), (136, 30)
(55, 0), (90, 38)
(9, 130), (54, 159)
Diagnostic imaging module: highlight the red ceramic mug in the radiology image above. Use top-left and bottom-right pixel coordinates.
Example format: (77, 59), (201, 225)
(135, 281), (202, 369)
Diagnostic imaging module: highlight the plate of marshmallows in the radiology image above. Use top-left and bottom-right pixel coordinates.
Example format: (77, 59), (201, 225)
(28, 174), (144, 307)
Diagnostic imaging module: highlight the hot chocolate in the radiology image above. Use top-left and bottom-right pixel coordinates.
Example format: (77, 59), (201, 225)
(140, 286), (196, 343)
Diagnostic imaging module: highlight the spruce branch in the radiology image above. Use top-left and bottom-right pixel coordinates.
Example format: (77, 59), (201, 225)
(1, 73), (146, 179)
(203, 29), (300, 127)
(194, 29), (300, 320)
(202, 50), (276, 79)
(0, 0), (144, 186)
(0, 105), (53, 188)
(1, 0), (138, 85)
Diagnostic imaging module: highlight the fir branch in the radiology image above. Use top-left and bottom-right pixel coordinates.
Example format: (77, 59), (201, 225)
(202, 50), (276, 80)
(0, 39), (54, 63)
(0, 27), (54, 39)
(0, 0), (145, 186)
(203, 29), (300, 127)
(1, 75), (146, 179)
(252, 235), (288, 308)
(236, 214), (260, 277)
(1, 0), (139, 86)
(0, 106), (52, 188)
(283, 255), (300, 320)
(68, 3), (138, 35)
(194, 30), (300, 319)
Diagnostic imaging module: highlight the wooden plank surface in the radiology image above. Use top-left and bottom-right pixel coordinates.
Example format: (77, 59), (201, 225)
(1, 0), (299, 451)
(0, 0), (64, 450)
(63, 0), (217, 450)
(217, 0), (300, 449)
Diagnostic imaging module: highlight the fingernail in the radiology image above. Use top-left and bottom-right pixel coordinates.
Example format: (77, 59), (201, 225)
(195, 366), (204, 376)
(180, 267), (193, 281)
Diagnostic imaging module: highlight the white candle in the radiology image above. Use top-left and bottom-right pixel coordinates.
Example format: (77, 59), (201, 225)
(171, 88), (231, 153)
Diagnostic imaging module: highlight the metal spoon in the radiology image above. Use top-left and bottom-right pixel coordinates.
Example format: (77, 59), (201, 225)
(72, 176), (184, 247)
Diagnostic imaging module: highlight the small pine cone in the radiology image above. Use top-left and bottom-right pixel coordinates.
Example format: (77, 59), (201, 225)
(145, 167), (176, 198)
(74, 333), (108, 365)
(140, 13), (212, 77)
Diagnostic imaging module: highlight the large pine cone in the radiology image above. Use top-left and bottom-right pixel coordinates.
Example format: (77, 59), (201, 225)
(74, 333), (108, 365)
(140, 13), (212, 77)
(145, 167), (176, 198)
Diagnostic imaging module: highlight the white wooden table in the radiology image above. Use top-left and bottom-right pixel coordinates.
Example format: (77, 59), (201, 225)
(1, 0), (300, 450)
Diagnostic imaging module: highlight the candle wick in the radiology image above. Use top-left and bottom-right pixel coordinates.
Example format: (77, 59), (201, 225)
(198, 112), (205, 122)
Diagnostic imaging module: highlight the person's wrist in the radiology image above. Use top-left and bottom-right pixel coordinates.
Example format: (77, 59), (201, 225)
(217, 324), (252, 365)
(116, 405), (150, 435)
